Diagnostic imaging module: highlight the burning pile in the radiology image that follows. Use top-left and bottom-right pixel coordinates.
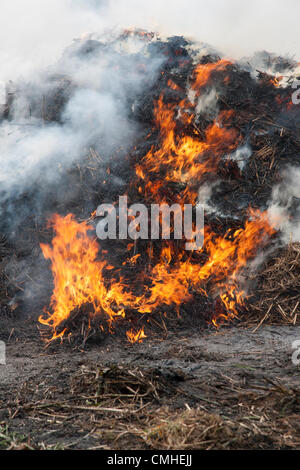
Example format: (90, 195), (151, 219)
(2, 31), (300, 344)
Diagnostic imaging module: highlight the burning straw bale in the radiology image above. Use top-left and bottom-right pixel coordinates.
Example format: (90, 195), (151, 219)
(250, 242), (300, 325)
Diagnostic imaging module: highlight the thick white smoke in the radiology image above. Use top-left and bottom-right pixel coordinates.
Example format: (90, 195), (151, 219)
(0, 0), (299, 231)
(268, 167), (300, 243)
(0, 0), (299, 88)
(0, 32), (164, 217)
(105, 0), (300, 59)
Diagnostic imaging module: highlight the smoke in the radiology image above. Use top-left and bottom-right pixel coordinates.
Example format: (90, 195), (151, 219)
(226, 145), (252, 172)
(268, 166), (300, 243)
(0, 0), (299, 87)
(0, 32), (165, 229)
(0, 0), (107, 86)
(2, 1), (297, 214)
(104, 0), (300, 59)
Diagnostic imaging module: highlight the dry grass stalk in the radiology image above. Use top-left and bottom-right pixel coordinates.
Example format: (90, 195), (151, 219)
(137, 406), (236, 450)
(250, 242), (300, 326)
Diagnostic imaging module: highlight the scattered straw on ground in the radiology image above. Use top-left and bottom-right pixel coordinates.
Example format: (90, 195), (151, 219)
(1, 362), (299, 450)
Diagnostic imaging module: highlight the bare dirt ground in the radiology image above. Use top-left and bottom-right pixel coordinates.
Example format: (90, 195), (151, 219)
(0, 318), (299, 450)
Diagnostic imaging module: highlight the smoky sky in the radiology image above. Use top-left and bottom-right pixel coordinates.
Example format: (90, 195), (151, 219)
(0, 0), (299, 90)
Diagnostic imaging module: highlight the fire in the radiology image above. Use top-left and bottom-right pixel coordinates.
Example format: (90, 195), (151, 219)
(136, 96), (239, 189)
(39, 58), (278, 344)
(39, 209), (275, 341)
(139, 209), (275, 317)
(270, 76), (283, 88)
(126, 328), (147, 344)
(39, 214), (142, 334)
(192, 59), (232, 91)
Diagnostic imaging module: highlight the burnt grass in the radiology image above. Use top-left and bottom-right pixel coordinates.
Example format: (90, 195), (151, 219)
(0, 324), (299, 450)
(0, 32), (300, 449)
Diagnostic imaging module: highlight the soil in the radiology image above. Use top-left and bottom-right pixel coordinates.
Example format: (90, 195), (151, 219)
(0, 316), (299, 450)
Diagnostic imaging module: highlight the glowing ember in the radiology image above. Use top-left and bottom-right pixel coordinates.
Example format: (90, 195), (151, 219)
(192, 59), (232, 91)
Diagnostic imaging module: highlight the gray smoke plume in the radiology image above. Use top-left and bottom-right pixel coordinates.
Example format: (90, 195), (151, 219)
(268, 166), (300, 243)
(0, 32), (164, 231)
(0, 1), (299, 89)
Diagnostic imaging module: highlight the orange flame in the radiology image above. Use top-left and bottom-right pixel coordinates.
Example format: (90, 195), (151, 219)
(126, 328), (147, 344)
(39, 209), (275, 341)
(136, 95), (239, 193)
(39, 214), (142, 335)
(138, 209), (275, 316)
(39, 59), (278, 343)
(192, 59), (232, 91)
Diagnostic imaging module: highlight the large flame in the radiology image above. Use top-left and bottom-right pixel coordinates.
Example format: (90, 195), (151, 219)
(136, 96), (239, 187)
(39, 58), (277, 343)
(39, 214), (142, 331)
(39, 210), (275, 341)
